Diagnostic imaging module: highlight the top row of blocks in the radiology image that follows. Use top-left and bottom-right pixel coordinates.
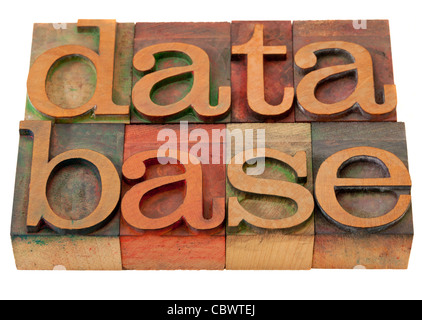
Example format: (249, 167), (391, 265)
(25, 20), (396, 124)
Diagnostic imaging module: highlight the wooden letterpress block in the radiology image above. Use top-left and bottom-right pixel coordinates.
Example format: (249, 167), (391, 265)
(293, 20), (397, 122)
(26, 20), (134, 123)
(231, 21), (294, 123)
(226, 124), (314, 270)
(131, 23), (231, 124)
(11, 121), (124, 270)
(120, 124), (226, 270)
(312, 123), (413, 269)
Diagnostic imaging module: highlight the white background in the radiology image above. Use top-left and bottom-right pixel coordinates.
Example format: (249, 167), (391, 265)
(0, 0), (421, 300)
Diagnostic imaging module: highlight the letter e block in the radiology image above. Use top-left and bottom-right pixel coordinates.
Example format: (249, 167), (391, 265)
(312, 123), (413, 269)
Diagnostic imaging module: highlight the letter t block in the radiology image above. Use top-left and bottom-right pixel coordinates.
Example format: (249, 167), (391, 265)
(231, 21), (295, 122)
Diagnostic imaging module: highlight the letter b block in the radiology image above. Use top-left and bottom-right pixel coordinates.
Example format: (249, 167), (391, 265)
(11, 121), (125, 270)
(312, 123), (413, 269)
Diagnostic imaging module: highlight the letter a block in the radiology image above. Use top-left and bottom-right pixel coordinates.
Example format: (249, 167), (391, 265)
(231, 21), (294, 123)
(119, 125), (226, 270)
(293, 20), (397, 122)
(26, 20), (134, 123)
(226, 124), (314, 270)
(11, 121), (125, 270)
(131, 23), (231, 123)
(312, 123), (413, 269)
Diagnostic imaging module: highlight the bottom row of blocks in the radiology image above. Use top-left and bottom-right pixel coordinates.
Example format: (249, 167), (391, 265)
(11, 121), (413, 270)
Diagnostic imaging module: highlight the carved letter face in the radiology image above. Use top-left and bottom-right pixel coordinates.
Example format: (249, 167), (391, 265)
(228, 148), (313, 229)
(232, 23), (294, 120)
(312, 122), (413, 269)
(119, 124), (226, 270)
(26, 20), (132, 122)
(315, 147), (411, 231)
(121, 150), (224, 231)
(226, 124), (315, 270)
(130, 23), (231, 124)
(295, 41), (396, 120)
(11, 121), (125, 270)
(19, 121), (122, 234)
(132, 43), (231, 123)
(293, 20), (397, 122)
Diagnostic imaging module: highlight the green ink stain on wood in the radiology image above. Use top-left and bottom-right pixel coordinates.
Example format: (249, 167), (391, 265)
(264, 162), (296, 183)
(31, 239), (47, 246)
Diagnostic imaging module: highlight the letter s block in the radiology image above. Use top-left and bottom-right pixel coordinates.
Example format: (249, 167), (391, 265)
(11, 121), (125, 270)
(119, 125), (226, 270)
(312, 123), (413, 269)
(26, 20), (134, 123)
(226, 124), (314, 270)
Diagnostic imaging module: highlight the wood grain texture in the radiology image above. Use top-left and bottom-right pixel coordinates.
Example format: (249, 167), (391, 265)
(231, 21), (294, 123)
(293, 20), (397, 122)
(131, 23), (231, 123)
(120, 124), (226, 270)
(12, 236), (122, 271)
(11, 121), (124, 270)
(312, 122), (413, 269)
(226, 124), (314, 270)
(26, 20), (134, 123)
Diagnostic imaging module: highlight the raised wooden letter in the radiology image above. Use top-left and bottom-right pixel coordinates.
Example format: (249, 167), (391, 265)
(293, 20), (396, 122)
(295, 41), (396, 120)
(26, 20), (133, 123)
(131, 23), (231, 123)
(122, 150), (224, 231)
(22, 121), (121, 234)
(132, 43), (231, 122)
(11, 121), (125, 270)
(120, 125), (226, 270)
(231, 23), (294, 121)
(226, 124), (314, 270)
(312, 123), (413, 269)
(228, 149), (313, 229)
(316, 147), (411, 230)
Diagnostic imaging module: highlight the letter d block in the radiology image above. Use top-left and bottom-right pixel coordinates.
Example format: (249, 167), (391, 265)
(312, 123), (413, 269)
(226, 124), (314, 270)
(26, 20), (134, 123)
(11, 121), (124, 270)
(120, 125), (226, 270)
